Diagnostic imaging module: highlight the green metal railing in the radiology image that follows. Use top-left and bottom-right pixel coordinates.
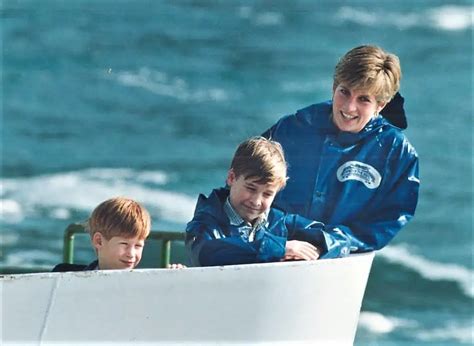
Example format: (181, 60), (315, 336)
(62, 223), (185, 268)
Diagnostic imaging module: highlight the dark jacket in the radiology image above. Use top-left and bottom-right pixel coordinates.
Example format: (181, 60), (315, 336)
(263, 100), (419, 252)
(52, 260), (98, 272)
(185, 188), (350, 266)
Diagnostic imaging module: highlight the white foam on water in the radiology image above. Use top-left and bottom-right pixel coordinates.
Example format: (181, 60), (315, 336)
(378, 244), (474, 298)
(336, 5), (473, 31)
(236, 6), (283, 26)
(254, 12), (284, 26)
(416, 323), (473, 344)
(337, 7), (378, 26)
(83, 168), (167, 184)
(49, 207), (71, 220)
(0, 168), (196, 225)
(93, 169), (168, 185)
(427, 5), (474, 31)
(359, 311), (472, 344)
(358, 311), (416, 334)
(281, 79), (332, 93)
(111, 67), (229, 102)
(0, 199), (23, 222)
(5, 249), (58, 267)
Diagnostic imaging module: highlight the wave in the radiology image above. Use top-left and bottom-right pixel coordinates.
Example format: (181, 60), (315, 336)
(358, 311), (416, 334)
(237, 6), (284, 26)
(281, 78), (332, 94)
(336, 5), (473, 31)
(359, 311), (472, 344)
(4, 249), (58, 267)
(109, 67), (230, 102)
(0, 168), (196, 224)
(378, 244), (474, 298)
(416, 323), (473, 344)
(1, 199), (23, 222)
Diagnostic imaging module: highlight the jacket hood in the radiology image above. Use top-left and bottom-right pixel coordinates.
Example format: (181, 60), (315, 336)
(380, 92), (407, 130)
(295, 95), (407, 147)
(193, 187), (230, 224)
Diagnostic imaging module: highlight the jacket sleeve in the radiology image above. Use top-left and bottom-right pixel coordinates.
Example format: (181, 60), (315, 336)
(283, 214), (351, 259)
(327, 153), (420, 252)
(186, 219), (286, 267)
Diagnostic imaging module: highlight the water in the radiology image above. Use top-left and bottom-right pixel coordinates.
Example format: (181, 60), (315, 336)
(1, 1), (473, 344)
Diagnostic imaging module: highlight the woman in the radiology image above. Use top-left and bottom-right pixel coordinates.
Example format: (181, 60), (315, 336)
(263, 45), (419, 253)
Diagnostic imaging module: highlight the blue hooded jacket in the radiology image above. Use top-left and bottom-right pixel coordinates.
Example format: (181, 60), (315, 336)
(185, 188), (350, 266)
(263, 100), (420, 253)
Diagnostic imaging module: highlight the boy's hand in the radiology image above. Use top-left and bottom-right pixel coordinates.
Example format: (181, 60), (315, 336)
(167, 263), (187, 269)
(283, 240), (320, 261)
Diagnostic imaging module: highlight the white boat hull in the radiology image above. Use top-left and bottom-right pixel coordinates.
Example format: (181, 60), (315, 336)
(1, 253), (374, 345)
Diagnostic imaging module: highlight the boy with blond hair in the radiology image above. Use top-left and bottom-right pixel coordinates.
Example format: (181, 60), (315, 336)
(53, 197), (151, 271)
(186, 137), (350, 267)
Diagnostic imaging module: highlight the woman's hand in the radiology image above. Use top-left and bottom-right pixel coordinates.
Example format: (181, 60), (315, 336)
(283, 240), (320, 261)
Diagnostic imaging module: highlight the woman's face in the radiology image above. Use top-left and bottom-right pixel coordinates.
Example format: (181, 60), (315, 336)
(332, 84), (386, 133)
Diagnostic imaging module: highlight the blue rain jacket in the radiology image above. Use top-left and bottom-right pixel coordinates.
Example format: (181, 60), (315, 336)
(263, 100), (420, 253)
(186, 188), (351, 266)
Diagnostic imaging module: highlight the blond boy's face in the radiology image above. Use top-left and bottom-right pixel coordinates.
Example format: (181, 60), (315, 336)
(226, 170), (281, 224)
(92, 233), (145, 270)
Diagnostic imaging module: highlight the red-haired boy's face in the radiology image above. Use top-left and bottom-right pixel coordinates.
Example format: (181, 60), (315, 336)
(93, 233), (145, 270)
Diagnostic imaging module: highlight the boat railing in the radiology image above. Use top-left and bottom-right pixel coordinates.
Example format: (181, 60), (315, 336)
(62, 223), (185, 268)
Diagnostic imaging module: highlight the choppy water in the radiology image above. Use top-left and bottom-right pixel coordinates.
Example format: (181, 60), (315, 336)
(1, 1), (473, 345)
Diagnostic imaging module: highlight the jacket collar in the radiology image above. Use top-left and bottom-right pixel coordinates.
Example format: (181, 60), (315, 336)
(223, 197), (268, 228)
(194, 187), (231, 225)
(296, 101), (392, 147)
(333, 115), (387, 147)
(84, 260), (99, 271)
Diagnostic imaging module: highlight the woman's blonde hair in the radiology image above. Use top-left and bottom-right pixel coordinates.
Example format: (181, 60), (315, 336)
(230, 136), (288, 188)
(333, 45), (401, 103)
(88, 197), (151, 240)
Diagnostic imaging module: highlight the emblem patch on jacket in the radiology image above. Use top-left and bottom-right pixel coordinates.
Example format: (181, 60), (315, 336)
(336, 161), (381, 189)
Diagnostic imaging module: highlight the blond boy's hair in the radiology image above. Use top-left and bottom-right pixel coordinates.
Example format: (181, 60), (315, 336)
(230, 136), (287, 188)
(88, 197), (151, 240)
(333, 45), (401, 103)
